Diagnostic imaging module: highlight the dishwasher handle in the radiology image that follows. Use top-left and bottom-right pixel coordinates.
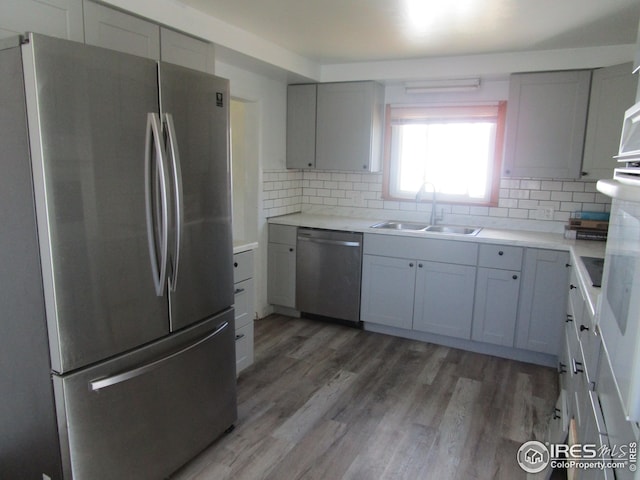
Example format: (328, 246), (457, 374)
(297, 236), (361, 247)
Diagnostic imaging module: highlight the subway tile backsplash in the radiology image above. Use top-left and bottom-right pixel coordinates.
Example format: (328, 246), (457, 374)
(262, 169), (611, 233)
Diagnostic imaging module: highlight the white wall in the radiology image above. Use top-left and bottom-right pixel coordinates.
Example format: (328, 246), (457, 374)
(216, 59), (287, 317)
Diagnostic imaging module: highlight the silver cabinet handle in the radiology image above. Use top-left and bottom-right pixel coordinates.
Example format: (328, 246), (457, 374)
(144, 113), (170, 297)
(235, 333), (245, 340)
(572, 358), (584, 374)
(234, 288), (245, 294)
(90, 322), (229, 391)
(164, 113), (183, 292)
(296, 236), (360, 247)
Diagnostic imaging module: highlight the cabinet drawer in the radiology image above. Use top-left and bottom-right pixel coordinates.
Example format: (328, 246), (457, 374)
(234, 278), (253, 329)
(268, 224), (297, 245)
(233, 250), (254, 283)
(235, 322), (254, 375)
(478, 244), (523, 270)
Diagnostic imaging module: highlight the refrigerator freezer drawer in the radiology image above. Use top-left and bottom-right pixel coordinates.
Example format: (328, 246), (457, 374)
(53, 309), (237, 480)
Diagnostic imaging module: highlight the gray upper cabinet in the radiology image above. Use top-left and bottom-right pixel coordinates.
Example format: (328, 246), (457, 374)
(286, 84), (317, 169)
(160, 27), (215, 74)
(316, 81), (384, 172)
(83, 1), (160, 59)
(84, 3), (214, 71)
(286, 81), (384, 172)
(503, 70), (592, 179)
(0, 0), (84, 42)
(582, 62), (638, 181)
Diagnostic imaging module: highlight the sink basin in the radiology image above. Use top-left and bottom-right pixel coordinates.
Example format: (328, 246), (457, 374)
(423, 225), (482, 236)
(370, 221), (481, 236)
(370, 220), (429, 231)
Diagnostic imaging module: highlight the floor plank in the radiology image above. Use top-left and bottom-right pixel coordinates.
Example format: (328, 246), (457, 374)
(171, 315), (559, 480)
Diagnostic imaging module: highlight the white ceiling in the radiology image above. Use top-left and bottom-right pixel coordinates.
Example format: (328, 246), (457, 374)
(180, 0), (640, 64)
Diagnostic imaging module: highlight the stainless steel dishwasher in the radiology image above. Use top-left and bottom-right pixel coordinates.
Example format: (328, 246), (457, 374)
(296, 228), (363, 324)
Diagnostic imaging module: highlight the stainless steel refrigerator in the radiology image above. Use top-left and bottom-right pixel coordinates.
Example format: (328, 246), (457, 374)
(0, 33), (236, 479)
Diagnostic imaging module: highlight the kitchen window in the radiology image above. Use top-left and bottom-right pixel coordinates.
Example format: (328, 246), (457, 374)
(383, 102), (506, 205)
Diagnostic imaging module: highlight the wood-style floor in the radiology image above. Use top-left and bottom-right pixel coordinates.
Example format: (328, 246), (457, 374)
(172, 314), (558, 480)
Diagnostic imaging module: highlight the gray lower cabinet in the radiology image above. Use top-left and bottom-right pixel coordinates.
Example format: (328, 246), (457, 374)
(472, 244), (523, 347)
(267, 224), (297, 308)
(472, 267), (521, 346)
(516, 248), (569, 355)
(360, 234), (478, 338)
(413, 261), (476, 339)
(361, 255), (415, 329)
(233, 250), (255, 374)
(361, 255), (476, 339)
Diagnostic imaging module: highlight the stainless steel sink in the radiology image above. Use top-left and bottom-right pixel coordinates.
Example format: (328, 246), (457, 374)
(423, 225), (482, 236)
(370, 220), (429, 231)
(370, 221), (481, 236)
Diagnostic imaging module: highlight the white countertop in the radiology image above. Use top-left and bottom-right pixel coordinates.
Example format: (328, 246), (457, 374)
(233, 240), (259, 254)
(268, 212), (605, 317)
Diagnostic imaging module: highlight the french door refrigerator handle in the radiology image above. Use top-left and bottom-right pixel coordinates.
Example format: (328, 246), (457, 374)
(144, 112), (170, 296)
(163, 113), (183, 292)
(90, 321), (229, 391)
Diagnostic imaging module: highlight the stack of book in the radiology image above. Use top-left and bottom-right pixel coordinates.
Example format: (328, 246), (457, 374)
(564, 211), (610, 241)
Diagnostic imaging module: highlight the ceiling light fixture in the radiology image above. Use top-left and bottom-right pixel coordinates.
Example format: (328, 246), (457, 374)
(405, 78), (481, 94)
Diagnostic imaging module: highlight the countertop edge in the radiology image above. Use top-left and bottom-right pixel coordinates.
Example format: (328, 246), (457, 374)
(233, 241), (259, 254)
(268, 212), (604, 317)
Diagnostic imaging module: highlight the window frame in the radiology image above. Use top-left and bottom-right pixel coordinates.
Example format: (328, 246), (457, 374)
(382, 101), (506, 207)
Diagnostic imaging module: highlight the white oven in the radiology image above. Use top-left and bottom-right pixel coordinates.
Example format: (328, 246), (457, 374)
(596, 100), (640, 423)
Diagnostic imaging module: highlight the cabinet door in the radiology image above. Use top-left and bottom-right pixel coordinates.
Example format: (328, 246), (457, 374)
(160, 27), (214, 74)
(84, 1), (160, 59)
(516, 249), (569, 354)
(287, 84), (317, 169)
(413, 261), (476, 339)
(267, 243), (296, 308)
(235, 322), (254, 375)
(471, 267), (520, 347)
(234, 278), (253, 330)
(0, 0), (84, 41)
(316, 81), (383, 172)
(361, 255), (416, 329)
(504, 70), (591, 179)
(558, 326), (571, 399)
(582, 63), (638, 181)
